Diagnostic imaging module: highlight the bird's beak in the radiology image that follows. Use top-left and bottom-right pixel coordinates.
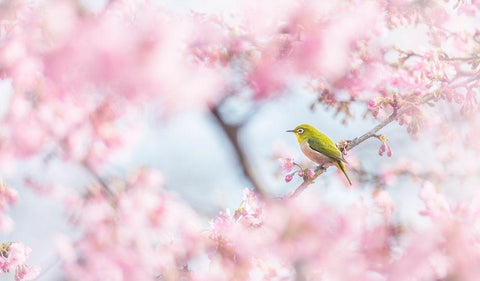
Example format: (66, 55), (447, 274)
(286, 129), (295, 133)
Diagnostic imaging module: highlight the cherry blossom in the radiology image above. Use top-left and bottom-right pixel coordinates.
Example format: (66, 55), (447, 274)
(0, 0), (479, 280)
(0, 242), (40, 281)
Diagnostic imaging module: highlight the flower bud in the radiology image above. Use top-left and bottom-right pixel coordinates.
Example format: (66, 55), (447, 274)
(285, 174), (293, 183)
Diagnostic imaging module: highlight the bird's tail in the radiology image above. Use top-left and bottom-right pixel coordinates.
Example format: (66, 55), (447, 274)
(335, 161), (352, 186)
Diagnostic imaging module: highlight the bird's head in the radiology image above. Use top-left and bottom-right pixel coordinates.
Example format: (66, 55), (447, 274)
(286, 124), (317, 143)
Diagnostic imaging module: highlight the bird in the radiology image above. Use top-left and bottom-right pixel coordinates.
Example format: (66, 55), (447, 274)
(287, 124), (352, 185)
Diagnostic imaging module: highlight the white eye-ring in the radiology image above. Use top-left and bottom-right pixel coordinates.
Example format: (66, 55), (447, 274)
(297, 128), (304, 134)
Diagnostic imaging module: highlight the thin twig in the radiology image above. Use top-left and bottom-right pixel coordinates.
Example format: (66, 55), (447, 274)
(348, 92), (439, 151)
(347, 111), (399, 151)
(439, 56), (480, 62)
(286, 167), (326, 198)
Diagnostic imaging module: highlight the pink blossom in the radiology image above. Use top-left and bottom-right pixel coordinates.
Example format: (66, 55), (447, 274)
(380, 168), (398, 186)
(419, 182), (450, 218)
(15, 265), (41, 281)
(0, 184), (18, 233)
(378, 135), (392, 157)
(0, 215), (14, 234)
(55, 235), (76, 263)
(1, 0), (480, 280)
(236, 189), (263, 225)
(0, 242), (40, 280)
(373, 189), (395, 218)
(7, 115), (47, 158)
(378, 143), (386, 156)
(368, 99), (378, 111)
(428, 252), (451, 280)
(279, 158), (294, 173)
(241, 189), (261, 214)
(7, 243), (31, 269)
(57, 170), (204, 280)
(0, 184), (18, 210)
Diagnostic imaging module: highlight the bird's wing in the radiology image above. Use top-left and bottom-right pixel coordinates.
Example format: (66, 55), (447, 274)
(307, 138), (346, 163)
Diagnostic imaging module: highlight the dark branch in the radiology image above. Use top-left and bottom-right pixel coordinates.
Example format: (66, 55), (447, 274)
(210, 105), (267, 197)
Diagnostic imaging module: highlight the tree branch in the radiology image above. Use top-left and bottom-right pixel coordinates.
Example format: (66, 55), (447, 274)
(439, 55), (480, 62)
(286, 167), (327, 198)
(346, 111), (399, 151)
(347, 92), (439, 151)
(210, 104), (267, 197)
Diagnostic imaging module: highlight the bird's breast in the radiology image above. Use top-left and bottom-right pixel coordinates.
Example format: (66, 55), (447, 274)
(300, 141), (335, 166)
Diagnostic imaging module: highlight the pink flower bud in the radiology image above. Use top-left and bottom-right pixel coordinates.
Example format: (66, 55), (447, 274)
(298, 171), (304, 177)
(285, 174), (293, 183)
(378, 143), (387, 156)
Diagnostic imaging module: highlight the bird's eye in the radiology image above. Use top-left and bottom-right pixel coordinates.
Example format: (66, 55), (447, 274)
(297, 128), (304, 134)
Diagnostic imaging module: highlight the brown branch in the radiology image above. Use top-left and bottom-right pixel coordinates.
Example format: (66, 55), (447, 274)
(210, 105), (267, 197)
(294, 262), (308, 281)
(439, 56), (480, 62)
(347, 111), (399, 151)
(286, 168), (326, 198)
(287, 180), (311, 198)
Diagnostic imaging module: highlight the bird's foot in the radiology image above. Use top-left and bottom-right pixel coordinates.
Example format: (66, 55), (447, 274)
(315, 165), (327, 173)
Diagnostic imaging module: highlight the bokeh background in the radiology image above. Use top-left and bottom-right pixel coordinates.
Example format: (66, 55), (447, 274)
(1, 0), (479, 280)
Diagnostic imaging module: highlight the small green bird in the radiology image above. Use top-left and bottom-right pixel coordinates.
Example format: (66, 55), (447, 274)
(287, 124), (352, 185)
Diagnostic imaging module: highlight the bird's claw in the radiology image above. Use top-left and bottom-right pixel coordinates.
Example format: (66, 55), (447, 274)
(315, 165), (326, 173)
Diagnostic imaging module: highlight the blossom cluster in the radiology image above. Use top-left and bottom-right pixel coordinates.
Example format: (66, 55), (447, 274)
(55, 185), (480, 280)
(278, 158), (315, 183)
(0, 0), (479, 280)
(57, 168), (205, 281)
(0, 0), (224, 169)
(0, 242), (40, 281)
(0, 184), (40, 280)
(207, 187), (480, 280)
